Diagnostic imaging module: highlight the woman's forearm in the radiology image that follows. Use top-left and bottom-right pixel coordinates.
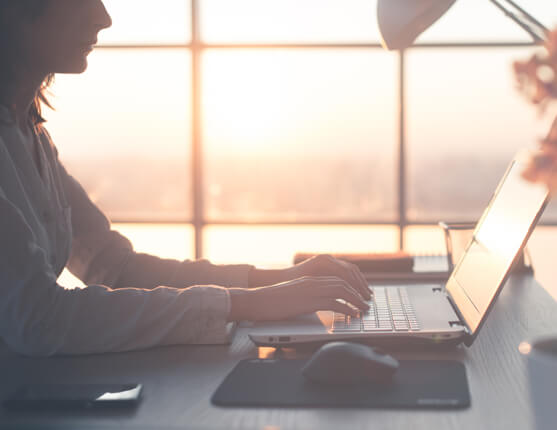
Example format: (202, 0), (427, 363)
(248, 267), (293, 288)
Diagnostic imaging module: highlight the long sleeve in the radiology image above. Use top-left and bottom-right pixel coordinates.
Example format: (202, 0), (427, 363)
(60, 162), (253, 290)
(0, 123), (252, 356)
(0, 186), (233, 356)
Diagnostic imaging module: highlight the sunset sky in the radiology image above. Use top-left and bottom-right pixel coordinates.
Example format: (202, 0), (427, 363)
(45, 0), (557, 161)
(42, 0), (557, 282)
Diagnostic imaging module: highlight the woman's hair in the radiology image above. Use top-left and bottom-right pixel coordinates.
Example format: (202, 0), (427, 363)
(0, 0), (53, 127)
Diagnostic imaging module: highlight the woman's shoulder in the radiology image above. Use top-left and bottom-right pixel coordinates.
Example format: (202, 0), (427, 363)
(36, 125), (60, 159)
(37, 125), (54, 146)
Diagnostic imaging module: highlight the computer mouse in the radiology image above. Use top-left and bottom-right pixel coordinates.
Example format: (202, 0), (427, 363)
(301, 341), (399, 385)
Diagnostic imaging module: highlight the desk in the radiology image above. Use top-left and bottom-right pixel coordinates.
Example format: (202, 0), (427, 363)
(1, 274), (556, 430)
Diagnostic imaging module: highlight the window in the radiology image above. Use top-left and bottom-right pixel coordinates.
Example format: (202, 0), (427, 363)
(99, 0), (191, 44)
(199, 0), (379, 43)
(203, 49), (397, 223)
(47, 1), (557, 269)
(407, 48), (541, 222)
(46, 49), (192, 222)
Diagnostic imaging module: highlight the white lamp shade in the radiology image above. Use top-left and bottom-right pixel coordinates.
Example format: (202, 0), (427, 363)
(377, 0), (457, 50)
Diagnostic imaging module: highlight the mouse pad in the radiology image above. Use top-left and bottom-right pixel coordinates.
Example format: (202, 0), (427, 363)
(212, 359), (470, 409)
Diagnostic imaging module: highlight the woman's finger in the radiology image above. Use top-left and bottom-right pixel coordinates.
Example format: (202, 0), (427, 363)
(306, 255), (369, 299)
(310, 276), (362, 300)
(323, 282), (369, 311)
(315, 298), (359, 317)
(347, 263), (373, 300)
(354, 267), (371, 295)
(332, 259), (371, 300)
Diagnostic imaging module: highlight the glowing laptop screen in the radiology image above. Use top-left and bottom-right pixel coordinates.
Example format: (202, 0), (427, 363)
(446, 154), (549, 334)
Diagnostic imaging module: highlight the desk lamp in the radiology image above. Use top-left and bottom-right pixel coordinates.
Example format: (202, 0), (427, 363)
(377, 0), (549, 50)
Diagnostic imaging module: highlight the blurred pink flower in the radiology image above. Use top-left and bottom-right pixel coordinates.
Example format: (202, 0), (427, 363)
(514, 28), (557, 192)
(514, 29), (557, 110)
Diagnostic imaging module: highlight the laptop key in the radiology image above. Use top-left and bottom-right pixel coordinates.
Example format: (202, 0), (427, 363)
(336, 286), (422, 333)
(332, 323), (361, 332)
(364, 326), (390, 331)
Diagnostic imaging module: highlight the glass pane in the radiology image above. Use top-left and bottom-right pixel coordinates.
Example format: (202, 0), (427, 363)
(58, 223), (194, 289)
(200, 0), (380, 43)
(416, 0), (557, 43)
(113, 223), (194, 260)
(204, 225), (399, 267)
(203, 49), (398, 222)
(403, 226), (446, 255)
(525, 2), (557, 31)
(406, 47), (552, 223)
(99, 0), (191, 44)
(45, 49), (192, 222)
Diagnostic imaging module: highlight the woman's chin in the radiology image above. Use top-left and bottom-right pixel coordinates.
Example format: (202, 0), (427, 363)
(57, 58), (89, 74)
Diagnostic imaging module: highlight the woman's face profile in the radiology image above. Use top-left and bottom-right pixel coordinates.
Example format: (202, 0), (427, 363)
(20, 0), (112, 75)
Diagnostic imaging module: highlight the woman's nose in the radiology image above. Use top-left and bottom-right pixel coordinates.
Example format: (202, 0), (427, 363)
(94, 0), (112, 31)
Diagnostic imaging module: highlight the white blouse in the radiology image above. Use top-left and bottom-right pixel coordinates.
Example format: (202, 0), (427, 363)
(0, 106), (253, 356)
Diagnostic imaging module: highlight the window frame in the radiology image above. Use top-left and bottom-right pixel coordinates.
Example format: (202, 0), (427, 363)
(94, 0), (543, 258)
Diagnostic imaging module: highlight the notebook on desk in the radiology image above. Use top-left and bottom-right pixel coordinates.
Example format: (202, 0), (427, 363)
(250, 151), (549, 348)
(293, 252), (451, 282)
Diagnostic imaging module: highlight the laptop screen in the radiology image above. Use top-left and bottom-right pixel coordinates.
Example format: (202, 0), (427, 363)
(445, 154), (549, 335)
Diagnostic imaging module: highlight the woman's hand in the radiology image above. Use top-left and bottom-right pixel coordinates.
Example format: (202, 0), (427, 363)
(249, 254), (372, 301)
(228, 276), (370, 322)
(285, 254), (372, 301)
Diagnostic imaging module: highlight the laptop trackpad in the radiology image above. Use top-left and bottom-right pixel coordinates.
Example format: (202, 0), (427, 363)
(246, 312), (332, 336)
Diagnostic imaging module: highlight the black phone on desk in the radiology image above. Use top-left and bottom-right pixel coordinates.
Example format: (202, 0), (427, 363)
(3, 383), (142, 411)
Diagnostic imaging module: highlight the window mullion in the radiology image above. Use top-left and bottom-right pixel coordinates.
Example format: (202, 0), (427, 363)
(398, 50), (407, 251)
(191, 0), (204, 259)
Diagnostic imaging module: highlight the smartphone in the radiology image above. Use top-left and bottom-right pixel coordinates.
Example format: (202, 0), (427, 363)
(3, 383), (142, 410)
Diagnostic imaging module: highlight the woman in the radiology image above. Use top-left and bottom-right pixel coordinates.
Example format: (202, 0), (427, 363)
(0, 0), (371, 356)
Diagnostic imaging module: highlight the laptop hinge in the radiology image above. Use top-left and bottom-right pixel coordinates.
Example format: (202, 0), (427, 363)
(449, 321), (466, 328)
(432, 286), (471, 334)
(445, 293), (471, 334)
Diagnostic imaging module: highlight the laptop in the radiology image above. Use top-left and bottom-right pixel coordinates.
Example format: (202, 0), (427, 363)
(249, 151), (550, 348)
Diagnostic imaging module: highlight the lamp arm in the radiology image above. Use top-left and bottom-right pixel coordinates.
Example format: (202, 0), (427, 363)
(488, 0), (549, 44)
(503, 0), (548, 33)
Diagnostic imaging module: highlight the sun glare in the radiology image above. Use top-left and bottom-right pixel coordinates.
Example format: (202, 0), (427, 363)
(202, 51), (289, 154)
(201, 49), (397, 158)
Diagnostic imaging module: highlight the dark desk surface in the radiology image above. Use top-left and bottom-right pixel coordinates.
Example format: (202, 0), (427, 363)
(1, 274), (555, 430)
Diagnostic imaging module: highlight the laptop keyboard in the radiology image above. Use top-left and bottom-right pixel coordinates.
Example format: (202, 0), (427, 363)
(332, 287), (421, 333)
